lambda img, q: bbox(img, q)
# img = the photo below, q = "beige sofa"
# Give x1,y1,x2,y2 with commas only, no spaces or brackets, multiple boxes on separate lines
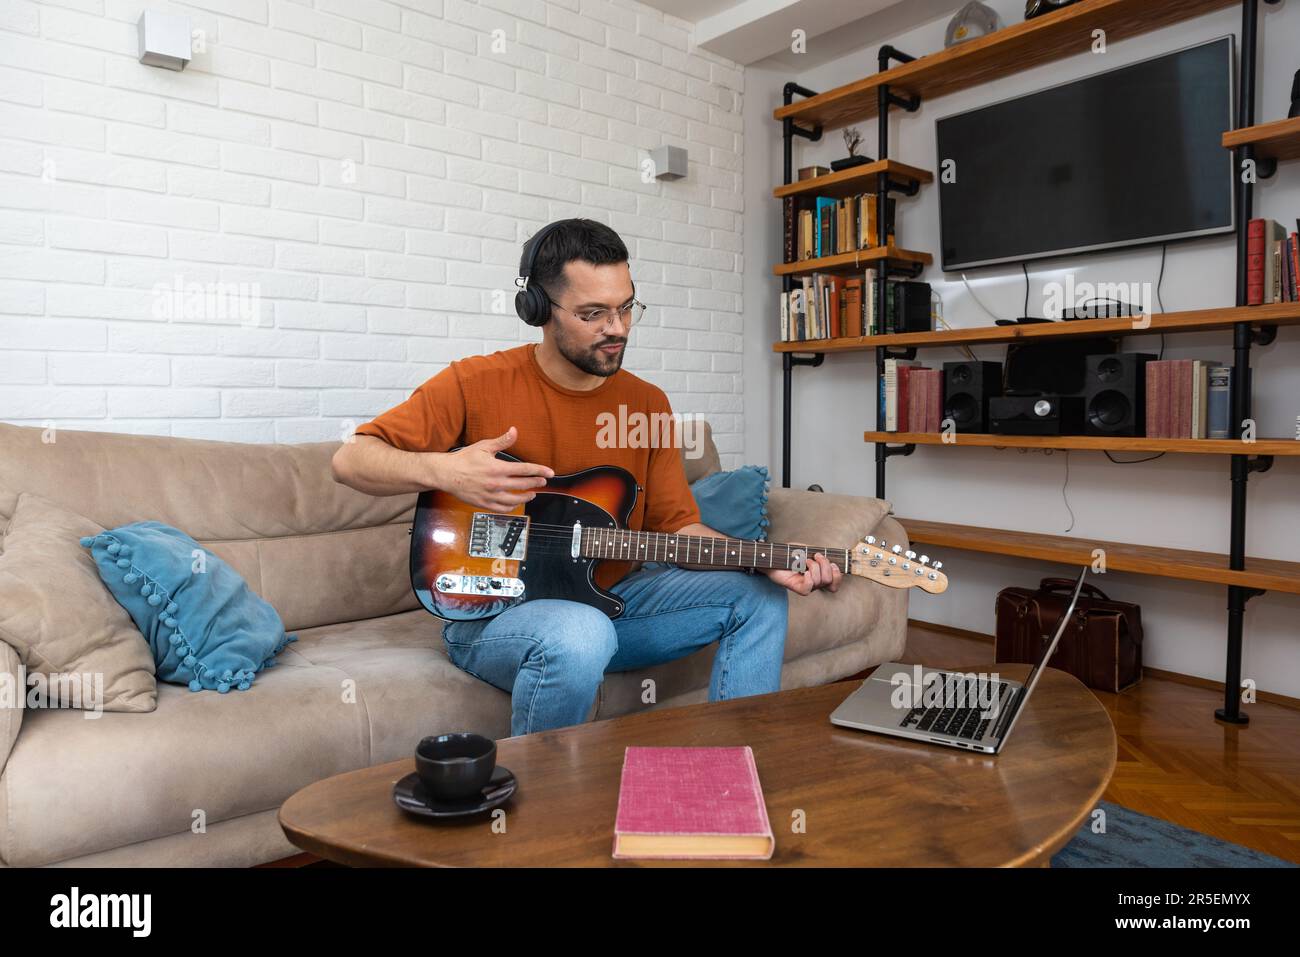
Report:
0,421,908,867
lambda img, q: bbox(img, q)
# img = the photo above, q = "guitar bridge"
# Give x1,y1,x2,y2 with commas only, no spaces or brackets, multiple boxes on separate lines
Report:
468,513,530,560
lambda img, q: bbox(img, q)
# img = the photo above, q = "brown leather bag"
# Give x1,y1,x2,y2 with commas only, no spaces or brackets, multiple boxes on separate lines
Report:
994,577,1143,693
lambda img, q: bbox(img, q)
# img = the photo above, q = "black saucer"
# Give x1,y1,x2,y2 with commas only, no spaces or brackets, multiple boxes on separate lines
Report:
392,765,516,820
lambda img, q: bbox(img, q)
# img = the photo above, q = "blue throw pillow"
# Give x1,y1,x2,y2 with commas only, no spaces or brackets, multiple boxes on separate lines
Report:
80,521,295,693
689,465,771,541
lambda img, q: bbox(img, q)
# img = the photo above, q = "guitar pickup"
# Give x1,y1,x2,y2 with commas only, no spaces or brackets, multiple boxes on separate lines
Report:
500,518,525,558
468,513,530,560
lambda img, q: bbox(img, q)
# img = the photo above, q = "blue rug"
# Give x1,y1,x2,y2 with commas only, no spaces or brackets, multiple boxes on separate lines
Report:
1052,801,1297,868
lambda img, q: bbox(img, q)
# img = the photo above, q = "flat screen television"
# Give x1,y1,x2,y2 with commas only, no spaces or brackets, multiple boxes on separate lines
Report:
936,37,1235,272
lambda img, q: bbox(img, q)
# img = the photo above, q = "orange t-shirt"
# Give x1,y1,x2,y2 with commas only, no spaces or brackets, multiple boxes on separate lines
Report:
354,343,701,588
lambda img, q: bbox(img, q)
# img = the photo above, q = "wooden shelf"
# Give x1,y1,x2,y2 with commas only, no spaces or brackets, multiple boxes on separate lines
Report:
772,159,932,201
772,245,932,278
864,432,1300,456
895,518,1300,596
772,302,1300,353
773,0,1238,131
1223,115,1300,163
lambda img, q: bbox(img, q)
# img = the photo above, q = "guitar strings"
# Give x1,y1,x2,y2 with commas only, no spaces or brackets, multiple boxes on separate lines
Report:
462,521,848,551
467,527,850,559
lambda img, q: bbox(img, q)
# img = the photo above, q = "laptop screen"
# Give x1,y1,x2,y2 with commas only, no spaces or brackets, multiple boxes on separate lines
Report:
1017,567,1088,704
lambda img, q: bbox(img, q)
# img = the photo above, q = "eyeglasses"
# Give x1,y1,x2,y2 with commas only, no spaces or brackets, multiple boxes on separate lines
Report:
551,299,645,334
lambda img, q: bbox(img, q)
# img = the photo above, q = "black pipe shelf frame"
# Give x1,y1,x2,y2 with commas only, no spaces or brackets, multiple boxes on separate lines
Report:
773,0,1288,724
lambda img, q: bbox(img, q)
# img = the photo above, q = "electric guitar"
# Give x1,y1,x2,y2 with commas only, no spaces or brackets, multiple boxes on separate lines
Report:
409,453,948,623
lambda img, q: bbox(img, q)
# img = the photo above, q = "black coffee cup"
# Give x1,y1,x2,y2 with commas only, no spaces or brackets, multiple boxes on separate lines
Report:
415,732,496,801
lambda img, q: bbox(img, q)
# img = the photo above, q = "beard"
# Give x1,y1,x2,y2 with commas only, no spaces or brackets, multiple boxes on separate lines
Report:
553,322,626,378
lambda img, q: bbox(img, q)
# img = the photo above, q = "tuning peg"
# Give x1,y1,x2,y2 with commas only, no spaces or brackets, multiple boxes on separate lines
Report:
865,535,877,545
877,539,887,549
905,550,916,560
891,544,902,554
932,561,943,571
919,555,929,564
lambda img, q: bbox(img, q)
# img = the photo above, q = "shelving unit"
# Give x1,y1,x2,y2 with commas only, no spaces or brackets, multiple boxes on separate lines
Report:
770,0,1295,724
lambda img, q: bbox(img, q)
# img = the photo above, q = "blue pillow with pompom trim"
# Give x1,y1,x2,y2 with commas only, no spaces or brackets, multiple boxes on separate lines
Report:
689,465,771,541
80,521,295,694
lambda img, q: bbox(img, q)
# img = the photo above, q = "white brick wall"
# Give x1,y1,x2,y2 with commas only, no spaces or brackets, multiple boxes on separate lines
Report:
0,0,746,461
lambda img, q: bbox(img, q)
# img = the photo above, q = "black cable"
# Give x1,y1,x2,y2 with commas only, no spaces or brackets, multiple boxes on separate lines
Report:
1101,243,1172,466
1156,242,1167,359
1060,450,1075,533
1022,261,1030,318
1104,450,1166,464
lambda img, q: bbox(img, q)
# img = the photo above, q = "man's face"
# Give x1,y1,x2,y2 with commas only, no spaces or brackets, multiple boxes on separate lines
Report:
545,260,634,378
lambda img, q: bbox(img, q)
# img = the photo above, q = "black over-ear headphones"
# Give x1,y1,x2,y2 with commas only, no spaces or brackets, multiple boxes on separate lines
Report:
514,220,569,327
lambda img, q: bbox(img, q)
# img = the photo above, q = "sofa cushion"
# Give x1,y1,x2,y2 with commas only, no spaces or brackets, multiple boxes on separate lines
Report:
0,492,157,713
82,522,295,694
690,465,771,540
0,609,507,867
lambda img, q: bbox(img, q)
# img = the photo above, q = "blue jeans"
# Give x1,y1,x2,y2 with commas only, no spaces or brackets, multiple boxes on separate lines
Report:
441,564,789,736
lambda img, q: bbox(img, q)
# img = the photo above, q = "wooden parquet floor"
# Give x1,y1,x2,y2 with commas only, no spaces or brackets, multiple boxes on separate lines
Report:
900,622,1300,864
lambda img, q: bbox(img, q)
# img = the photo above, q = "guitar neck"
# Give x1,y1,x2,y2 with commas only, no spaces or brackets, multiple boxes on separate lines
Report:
580,527,849,573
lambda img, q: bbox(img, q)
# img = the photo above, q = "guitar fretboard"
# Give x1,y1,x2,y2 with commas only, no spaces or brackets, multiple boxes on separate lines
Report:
580,527,850,572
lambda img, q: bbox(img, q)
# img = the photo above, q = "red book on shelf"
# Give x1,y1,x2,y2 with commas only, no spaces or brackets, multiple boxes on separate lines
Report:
896,365,924,433
1284,234,1294,300
908,374,923,435
1246,218,1266,305
1169,359,1193,438
910,368,933,433
612,746,774,860
1146,361,1167,438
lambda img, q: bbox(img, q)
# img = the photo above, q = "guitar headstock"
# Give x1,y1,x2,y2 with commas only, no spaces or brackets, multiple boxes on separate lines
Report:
848,535,948,594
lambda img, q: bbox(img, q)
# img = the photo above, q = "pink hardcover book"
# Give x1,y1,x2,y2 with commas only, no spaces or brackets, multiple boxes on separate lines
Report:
612,746,775,860
1170,359,1193,438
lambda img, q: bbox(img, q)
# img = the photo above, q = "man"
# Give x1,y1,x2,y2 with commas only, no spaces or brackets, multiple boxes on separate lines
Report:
332,219,841,736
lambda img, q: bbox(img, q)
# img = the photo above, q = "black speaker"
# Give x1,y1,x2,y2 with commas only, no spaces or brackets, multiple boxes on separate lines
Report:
892,281,932,333
990,395,1085,435
943,360,1002,433
1005,336,1117,397
1084,352,1155,436
1289,68,1300,120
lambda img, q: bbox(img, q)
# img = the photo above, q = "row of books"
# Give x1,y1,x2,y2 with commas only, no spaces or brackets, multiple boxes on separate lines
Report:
879,360,943,433
778,270,929,342
1246,217,1300,304
782,193,896,264
1145,359,1235,440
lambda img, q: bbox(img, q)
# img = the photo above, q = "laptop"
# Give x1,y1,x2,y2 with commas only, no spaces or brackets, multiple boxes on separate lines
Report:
829,567,1088,754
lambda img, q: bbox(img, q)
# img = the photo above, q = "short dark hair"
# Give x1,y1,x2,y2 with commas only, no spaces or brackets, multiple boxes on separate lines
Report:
523,219,628,296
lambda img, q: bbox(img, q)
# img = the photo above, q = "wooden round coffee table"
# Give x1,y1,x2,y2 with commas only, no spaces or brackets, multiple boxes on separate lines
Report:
279,664,1115,866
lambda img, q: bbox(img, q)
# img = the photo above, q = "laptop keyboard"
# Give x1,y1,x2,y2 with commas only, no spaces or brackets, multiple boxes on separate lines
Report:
899,674,1013,741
